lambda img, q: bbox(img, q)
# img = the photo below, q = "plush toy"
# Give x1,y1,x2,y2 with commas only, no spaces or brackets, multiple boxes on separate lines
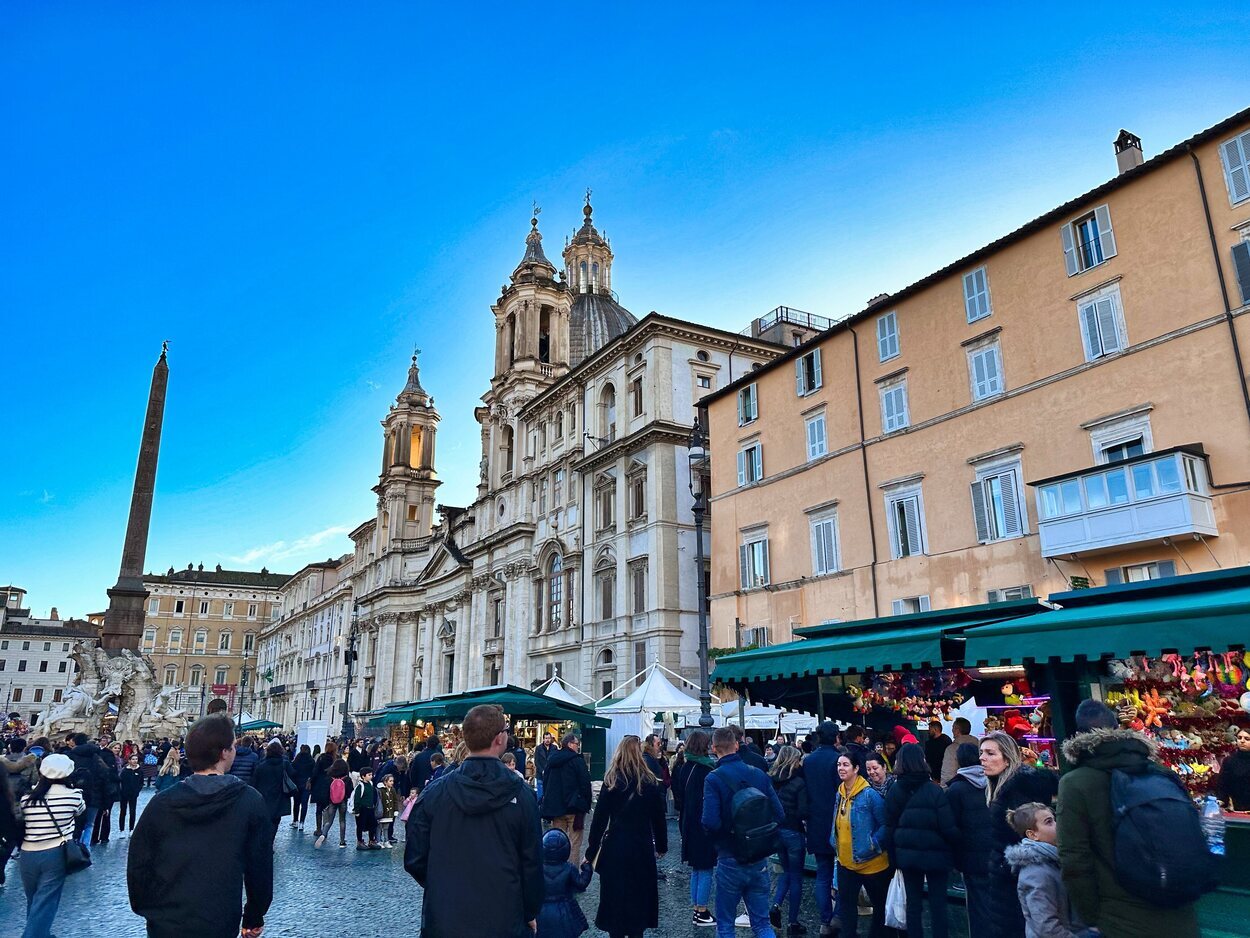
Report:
983,715,1003,733
1003,708,1033,741
1002,682,1023,706
1140,688,1172,728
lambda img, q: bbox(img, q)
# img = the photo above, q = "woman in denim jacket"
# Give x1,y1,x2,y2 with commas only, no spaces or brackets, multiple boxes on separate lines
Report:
831,752,890,938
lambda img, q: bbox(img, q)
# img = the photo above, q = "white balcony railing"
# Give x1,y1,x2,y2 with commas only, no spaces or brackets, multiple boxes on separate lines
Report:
1032,446,1217,558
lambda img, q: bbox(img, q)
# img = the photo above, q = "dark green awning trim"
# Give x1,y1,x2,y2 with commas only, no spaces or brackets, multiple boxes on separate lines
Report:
964,575,1250,664
713,624,949,683
376,685,610,728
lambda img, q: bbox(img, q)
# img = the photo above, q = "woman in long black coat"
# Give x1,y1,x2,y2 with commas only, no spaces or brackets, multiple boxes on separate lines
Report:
586,736,668,938
289,744,315,829
251,740,295,843
676,730,717,926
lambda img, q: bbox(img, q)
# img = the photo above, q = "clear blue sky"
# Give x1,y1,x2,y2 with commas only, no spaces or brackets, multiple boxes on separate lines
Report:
4,4,1248,618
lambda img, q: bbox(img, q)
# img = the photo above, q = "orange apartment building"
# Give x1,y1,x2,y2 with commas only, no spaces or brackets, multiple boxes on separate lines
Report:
703,109,1250,649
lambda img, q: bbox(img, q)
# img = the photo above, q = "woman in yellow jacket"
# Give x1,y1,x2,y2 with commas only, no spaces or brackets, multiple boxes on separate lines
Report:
832,752,890,938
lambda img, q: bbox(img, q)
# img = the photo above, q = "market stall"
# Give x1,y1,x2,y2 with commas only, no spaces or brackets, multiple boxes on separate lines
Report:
596,664,711,758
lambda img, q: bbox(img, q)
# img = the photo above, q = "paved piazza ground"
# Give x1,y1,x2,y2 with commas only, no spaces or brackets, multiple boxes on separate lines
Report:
0,789,973,937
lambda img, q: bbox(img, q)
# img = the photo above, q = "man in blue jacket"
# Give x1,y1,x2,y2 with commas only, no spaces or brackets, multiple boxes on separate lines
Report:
702,726,784,938
803,722,843,936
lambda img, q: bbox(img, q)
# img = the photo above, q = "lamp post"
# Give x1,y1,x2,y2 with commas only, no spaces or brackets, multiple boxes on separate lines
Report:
236,649,252,731
341,605,360,740
688,416,715,728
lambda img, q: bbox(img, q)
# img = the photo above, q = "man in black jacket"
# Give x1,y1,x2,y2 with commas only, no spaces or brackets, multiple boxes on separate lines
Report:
406,705,542,938
67,733,111,846
533,732,555,801
540,733,592,860
228,736,260,787
409,736,441,793
128,715,273,938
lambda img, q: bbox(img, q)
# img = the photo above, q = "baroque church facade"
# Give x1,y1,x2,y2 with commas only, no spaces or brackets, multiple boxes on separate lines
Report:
345,200,790,711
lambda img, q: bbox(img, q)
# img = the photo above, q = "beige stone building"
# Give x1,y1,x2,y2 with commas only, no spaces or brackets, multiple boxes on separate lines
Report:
140,565,289,715
704,109,1250,648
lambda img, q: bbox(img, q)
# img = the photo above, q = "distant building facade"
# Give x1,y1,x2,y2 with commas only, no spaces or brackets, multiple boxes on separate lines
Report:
1,586,98,724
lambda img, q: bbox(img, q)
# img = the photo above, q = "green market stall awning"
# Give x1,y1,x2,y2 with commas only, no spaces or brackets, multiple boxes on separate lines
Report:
714,598,1046,685
374,684,610,728
239,719,283,731
964,567,1250,665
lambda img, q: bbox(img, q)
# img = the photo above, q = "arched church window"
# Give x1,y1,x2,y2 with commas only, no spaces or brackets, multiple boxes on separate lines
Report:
501,426,514,474
591,262,600,290
548,554,563,629
506,313,517,366
539,307,552,364
555,410,564,439
600,385,617,442
580,261,588,292
598,648,614,667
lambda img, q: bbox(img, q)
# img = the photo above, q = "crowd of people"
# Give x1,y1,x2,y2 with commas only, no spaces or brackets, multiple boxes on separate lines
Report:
0,698,1228,938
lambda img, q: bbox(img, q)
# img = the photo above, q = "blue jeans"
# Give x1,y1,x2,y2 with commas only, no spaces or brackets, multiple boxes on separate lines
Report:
19,847,67,938
714,856,776,938
772,829,805,924
690,866,713,907
77,807,98,847
814,853,837,925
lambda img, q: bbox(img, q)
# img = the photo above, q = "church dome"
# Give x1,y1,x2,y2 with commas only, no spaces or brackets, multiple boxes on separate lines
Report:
568,289,636,366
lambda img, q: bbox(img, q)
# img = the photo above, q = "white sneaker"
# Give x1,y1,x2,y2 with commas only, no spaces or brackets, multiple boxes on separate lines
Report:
735,913,751,927
314,834,326,848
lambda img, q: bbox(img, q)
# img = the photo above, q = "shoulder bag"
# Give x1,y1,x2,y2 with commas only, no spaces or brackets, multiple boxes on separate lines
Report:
41,801,92,875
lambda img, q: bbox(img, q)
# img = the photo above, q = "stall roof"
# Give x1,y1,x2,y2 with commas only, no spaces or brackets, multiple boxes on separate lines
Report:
399,684,611,728
714,599,1046,684
964,567,1250,665
596,665,703,714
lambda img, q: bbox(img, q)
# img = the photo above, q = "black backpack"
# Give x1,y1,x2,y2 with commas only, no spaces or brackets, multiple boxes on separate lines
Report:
723,774,778,864
1109,767,1218,907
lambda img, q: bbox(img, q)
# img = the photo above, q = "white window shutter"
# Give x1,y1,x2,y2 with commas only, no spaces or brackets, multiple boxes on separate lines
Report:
1094,204,1117,260
918,595,931,612
739,545,750,588
1000,470,1022,537
795,358,805,396
1079,300,1101,358
903,496,922,555
737,391,744,425
737,450,746,487
814,416,826,455
749,386,758,421
962,271,977,320
877,314,888,358
898,386,909,428
810,522,823,575
1061,223,1079,276
760,539,770,585
891,599,905,616
888,501,901,558
1223,135,1250,203
812,350,822,389
1231,242,1250,305
1095,297,1122,353
975,268,990,318
970,480,990,542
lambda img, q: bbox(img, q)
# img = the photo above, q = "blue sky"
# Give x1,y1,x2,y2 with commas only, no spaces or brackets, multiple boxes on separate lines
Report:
4,4,1248,617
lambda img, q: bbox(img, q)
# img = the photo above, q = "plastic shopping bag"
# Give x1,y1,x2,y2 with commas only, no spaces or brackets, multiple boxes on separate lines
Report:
884,869,907,930
398,792,418,822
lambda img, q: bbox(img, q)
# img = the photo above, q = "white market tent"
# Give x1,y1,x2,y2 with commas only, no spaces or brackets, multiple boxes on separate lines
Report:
682,701,818,736
538,674,596,706
596,664,717,756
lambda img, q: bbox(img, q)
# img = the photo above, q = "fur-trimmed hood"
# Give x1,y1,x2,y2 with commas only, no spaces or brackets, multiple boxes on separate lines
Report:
1061,727,1157,770
1004,838,1060,871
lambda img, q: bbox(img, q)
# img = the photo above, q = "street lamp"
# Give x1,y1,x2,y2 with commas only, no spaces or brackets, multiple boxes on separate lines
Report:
237,649,252,731
341,605,360,740
688,415,715,728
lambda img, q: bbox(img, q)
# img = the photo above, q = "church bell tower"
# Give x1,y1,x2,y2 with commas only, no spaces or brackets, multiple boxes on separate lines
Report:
375,350,441,548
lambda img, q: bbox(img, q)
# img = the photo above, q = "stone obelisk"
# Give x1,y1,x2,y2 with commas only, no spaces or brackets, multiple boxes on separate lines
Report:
102,344,169,651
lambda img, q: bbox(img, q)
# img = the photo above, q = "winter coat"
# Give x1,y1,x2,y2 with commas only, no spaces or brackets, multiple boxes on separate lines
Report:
587,778,667,935
1005,839,1087,938
0,769,20,845
0,753,39,803
119,767,144,800
347,745,368,772
802,742,842,856
250,754,294,820
739,741,768,772
772,768,809,834
310,753,334,804
940,733,981,786
68,741,112,807
883,770,959,872
671,758,693,815
925,732,952,780
228,746,260,787
1056,728,1199,938
377,785,400,821
986,765,1060,938
540,746,592,819
702,753,784,860
290,751,315,790
405,756,543,938
128,773,273,938
1217,748,1250,811
677,757,717,870
534,742,556,784
946,764,992,874
535,860,593,938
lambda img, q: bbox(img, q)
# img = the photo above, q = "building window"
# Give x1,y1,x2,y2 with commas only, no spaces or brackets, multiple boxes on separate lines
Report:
892,596,932,615
190,666,203,687
43,642,51,652
988,585,1034,603
737,383,759,426
218,632,232,653
548,555,563,629
215,667,229,685
1062,204,1117,275
796,349,822,396
168,629,183,653
538,479,548,514
21,642,29,651
628,471,646,521
968,341,1004,401
806,413,827,460
164,665,178,685
600,384,617,441
148,598,159,614
554,469,565,505
596,481,616,531
1077,285,1127,361
630,377,644,417
1233,240,1250,305
142,628,157,652
809,511,840,576
597,569,616,619
62,643,69,652
11,688,21,702
174,599,185,615
198,600,210,616
885,486,926,559
634,641,647,678
630,561,647,614
243,632,255,653
601,679,614,698
737,442,763,486
247,603,258,619
53,689,62,703
971,463,1026,543
1102,437,1144,463
194,629,207,654
880,379,909,433
1106,560,1177,584
876,311,899,362
38,661,48,672
739,530,770,589
963,267,992,322
555,410,564,439
224,601,234,618
1220,130,1250,205
58,661,67,672
1088,409,1154,463
697,374,712,389
33,688,44,703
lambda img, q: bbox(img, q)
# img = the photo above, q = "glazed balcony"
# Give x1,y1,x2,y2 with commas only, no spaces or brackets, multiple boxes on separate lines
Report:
1030,445,1217,558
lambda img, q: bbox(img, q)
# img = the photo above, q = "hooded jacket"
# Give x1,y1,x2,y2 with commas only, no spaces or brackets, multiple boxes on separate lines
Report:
68,741,113,806
128,773,273,938
250,753,294,820
1056,727,1199,938
539,745,592,819
228,745,259,787
946,763,991,874
1004,839,1086,938
802,742,842,856
405,755,543,938
882,769,959,872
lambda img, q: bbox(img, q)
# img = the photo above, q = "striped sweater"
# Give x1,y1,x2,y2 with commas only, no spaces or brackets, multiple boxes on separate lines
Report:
21,786,85,849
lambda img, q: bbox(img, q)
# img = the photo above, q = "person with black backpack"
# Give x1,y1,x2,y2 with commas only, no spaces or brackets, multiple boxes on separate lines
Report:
701,725,783,937
1057,700,1207,938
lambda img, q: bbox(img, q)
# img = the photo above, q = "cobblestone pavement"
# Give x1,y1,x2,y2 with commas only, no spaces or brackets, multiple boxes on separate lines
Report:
0,792,969,936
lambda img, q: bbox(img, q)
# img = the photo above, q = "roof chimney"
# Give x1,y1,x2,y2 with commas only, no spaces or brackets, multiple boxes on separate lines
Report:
50,607,59,620
1114,130,1143,174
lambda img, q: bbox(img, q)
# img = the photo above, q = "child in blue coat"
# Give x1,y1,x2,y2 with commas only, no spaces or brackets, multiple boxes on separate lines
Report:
536,829,593,938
